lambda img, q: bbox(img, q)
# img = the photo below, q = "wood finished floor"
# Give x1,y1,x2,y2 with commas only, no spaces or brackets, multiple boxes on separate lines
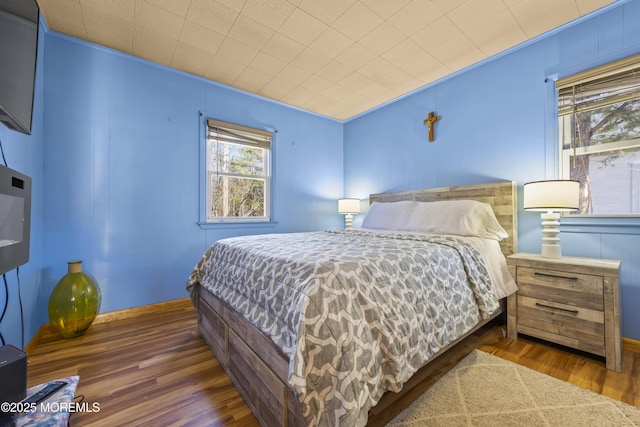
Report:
27,299,639,426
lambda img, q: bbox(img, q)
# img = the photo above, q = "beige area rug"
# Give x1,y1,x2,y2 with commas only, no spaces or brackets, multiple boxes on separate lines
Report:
387,350,640,426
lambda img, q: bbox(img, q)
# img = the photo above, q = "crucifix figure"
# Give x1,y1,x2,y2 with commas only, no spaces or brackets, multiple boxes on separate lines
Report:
423,111,441,142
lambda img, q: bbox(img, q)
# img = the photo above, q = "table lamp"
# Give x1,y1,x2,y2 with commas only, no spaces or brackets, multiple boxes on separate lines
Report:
523,180,579,258
338,198,360,229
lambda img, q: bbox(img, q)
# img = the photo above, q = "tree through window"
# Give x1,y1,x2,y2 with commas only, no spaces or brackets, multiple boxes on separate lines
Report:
557,54,640,215
206,119,272,221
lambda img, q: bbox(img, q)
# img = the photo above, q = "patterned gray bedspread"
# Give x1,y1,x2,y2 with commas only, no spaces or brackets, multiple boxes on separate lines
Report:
186,229,499,427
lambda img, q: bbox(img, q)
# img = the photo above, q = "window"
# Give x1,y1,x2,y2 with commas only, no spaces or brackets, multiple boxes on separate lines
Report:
205,119,272,222
557,54,640,215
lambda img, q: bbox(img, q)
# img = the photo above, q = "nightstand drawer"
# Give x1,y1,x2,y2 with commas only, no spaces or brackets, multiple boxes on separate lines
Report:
517,295,605,355
516,267,604,311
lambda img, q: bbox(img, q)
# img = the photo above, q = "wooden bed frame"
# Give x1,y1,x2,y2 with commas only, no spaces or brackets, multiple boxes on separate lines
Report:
194,181,517,426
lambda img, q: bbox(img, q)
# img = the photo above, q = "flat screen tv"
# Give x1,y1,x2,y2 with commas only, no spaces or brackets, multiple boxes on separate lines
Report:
0,164,31,275
0,0,39,135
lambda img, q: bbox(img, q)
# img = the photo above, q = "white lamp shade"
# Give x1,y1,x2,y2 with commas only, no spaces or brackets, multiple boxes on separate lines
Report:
523,180,579,211
338,198,360,214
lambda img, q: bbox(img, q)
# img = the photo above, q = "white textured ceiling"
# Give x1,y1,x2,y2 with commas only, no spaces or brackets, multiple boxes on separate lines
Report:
36,0,615,121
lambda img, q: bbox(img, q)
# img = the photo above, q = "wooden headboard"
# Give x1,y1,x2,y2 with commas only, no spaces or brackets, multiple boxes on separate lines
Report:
369,181,518,256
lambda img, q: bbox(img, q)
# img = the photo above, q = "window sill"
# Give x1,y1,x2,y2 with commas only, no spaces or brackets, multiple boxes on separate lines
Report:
560,216,640,235
197,220,279,230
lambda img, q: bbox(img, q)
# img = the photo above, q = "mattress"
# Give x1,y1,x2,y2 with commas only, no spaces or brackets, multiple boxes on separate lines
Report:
187,228,515,427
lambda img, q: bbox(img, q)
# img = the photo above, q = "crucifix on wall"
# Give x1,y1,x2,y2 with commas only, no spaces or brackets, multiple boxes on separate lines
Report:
423,112,440,142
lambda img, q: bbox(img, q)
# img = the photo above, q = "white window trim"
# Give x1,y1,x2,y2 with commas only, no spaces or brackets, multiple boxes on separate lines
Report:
198,112,277,228
556,53,640,218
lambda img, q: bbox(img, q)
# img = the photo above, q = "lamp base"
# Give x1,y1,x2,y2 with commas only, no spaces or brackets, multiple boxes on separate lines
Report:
541,244,562,258
540,212,562,259
344,214,353,229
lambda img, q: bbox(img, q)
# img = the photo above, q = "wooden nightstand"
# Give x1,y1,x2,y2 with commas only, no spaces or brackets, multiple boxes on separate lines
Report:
506,252,622,372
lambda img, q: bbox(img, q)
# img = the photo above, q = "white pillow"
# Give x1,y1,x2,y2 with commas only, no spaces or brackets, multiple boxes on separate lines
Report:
405,200,508,240
361,200,417,230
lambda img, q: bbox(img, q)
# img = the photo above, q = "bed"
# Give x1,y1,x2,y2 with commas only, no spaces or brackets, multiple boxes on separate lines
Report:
187,181,518,427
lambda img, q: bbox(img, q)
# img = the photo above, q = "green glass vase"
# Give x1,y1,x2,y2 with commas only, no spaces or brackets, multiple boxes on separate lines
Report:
48,260,102,338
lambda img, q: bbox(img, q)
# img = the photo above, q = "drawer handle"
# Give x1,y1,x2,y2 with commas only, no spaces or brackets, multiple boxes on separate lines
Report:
535,302,579,315
534,272,578,281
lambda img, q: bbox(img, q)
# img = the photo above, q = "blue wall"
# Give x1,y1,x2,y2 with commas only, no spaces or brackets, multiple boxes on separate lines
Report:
41,33,343,319
0,23,45,349
344,1,640,340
